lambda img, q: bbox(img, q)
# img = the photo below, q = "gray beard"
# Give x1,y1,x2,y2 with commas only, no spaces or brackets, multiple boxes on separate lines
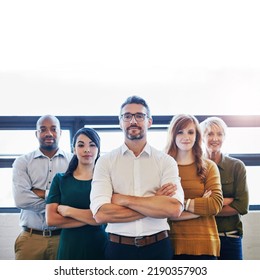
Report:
126,133,143,140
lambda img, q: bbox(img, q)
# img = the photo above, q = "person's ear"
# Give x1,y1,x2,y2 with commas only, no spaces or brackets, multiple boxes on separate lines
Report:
147,117,153,129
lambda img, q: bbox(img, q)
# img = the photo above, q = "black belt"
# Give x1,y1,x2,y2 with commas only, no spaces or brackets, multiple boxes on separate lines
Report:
109,230,168,247
23,227,61,237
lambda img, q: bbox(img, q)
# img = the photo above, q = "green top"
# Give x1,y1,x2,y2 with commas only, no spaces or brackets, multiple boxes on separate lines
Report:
46,173,107,260
215,154,249,236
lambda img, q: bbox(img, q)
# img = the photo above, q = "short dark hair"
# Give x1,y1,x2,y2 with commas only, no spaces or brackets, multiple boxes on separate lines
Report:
120,95,151,117
36,115,60,130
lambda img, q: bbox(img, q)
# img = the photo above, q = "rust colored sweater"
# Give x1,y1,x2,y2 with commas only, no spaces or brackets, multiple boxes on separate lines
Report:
169,159,223,257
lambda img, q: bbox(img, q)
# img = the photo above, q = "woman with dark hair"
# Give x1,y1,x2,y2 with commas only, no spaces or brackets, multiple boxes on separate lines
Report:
165,114,223,260
46,127,107,260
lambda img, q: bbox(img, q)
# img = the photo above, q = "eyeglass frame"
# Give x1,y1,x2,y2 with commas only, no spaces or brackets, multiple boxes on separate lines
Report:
120,112,148,122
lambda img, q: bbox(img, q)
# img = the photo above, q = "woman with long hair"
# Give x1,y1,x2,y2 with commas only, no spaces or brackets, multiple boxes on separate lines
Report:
46,127,107,259
165,114,223,260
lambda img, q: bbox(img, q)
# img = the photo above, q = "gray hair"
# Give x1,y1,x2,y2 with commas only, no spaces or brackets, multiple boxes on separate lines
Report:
200,116,227,136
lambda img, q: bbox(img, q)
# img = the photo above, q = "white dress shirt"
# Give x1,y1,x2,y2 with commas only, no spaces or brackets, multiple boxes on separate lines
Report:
90,143,184,237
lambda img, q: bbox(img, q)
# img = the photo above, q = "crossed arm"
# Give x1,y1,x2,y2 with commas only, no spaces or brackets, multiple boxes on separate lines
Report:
169,189,212,221
46,183,178,227
46,203,101,228
93,183,183,224
217,198,238,216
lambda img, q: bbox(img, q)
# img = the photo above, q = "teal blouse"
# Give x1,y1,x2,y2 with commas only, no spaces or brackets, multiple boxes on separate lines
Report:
46,173,107,259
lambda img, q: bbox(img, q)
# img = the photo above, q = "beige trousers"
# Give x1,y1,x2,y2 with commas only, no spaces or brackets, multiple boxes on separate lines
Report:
14,230,60,260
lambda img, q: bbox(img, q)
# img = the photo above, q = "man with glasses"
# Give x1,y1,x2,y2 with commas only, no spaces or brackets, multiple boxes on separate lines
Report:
90,96,184,260
12,115,73,259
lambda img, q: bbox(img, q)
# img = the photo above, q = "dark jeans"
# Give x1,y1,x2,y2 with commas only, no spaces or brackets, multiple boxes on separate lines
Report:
105,237,173,260
218,236,243,260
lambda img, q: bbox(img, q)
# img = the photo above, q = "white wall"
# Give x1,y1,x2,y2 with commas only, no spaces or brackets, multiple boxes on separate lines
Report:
0,211,259,260
0,214,20,260
1,1,260,118
242,211,260,260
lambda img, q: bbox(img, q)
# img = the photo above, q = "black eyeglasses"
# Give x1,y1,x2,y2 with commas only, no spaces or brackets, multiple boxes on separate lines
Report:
120,113,147,122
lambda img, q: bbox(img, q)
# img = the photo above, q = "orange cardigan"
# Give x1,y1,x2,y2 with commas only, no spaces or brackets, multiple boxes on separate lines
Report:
168,159,223,257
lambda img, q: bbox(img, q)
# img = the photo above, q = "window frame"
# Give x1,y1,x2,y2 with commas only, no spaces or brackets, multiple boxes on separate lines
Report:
1,115,260,212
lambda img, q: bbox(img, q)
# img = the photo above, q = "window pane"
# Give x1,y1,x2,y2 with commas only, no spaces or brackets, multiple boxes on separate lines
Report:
148,130,168,151
0,168,15,207
223,128,260,154
98,131,124,154
246,167,260,206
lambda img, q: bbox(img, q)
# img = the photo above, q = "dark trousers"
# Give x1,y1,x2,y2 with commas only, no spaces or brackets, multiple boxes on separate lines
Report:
105,237,173,260
174,254,217,260
218,236,243,260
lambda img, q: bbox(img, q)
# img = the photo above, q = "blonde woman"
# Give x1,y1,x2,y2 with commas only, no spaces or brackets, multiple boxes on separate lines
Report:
200,117,249,260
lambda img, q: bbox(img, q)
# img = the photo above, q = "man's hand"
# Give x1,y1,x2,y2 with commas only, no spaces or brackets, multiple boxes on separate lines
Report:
31,188,45,199
155,183,177,197
112,183,177,206
223,197,234,206
111,193,128,206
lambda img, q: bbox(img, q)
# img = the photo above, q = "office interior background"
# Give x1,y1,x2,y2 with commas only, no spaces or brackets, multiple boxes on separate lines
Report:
0,0,259,260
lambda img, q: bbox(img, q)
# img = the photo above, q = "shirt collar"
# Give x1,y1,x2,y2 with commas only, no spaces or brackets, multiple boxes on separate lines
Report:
34,148,66,159
217,153,226,170
121,142,151,156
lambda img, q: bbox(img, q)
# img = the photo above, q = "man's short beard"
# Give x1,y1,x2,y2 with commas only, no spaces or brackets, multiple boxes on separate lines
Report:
126,133,143,140
41,143,58,151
